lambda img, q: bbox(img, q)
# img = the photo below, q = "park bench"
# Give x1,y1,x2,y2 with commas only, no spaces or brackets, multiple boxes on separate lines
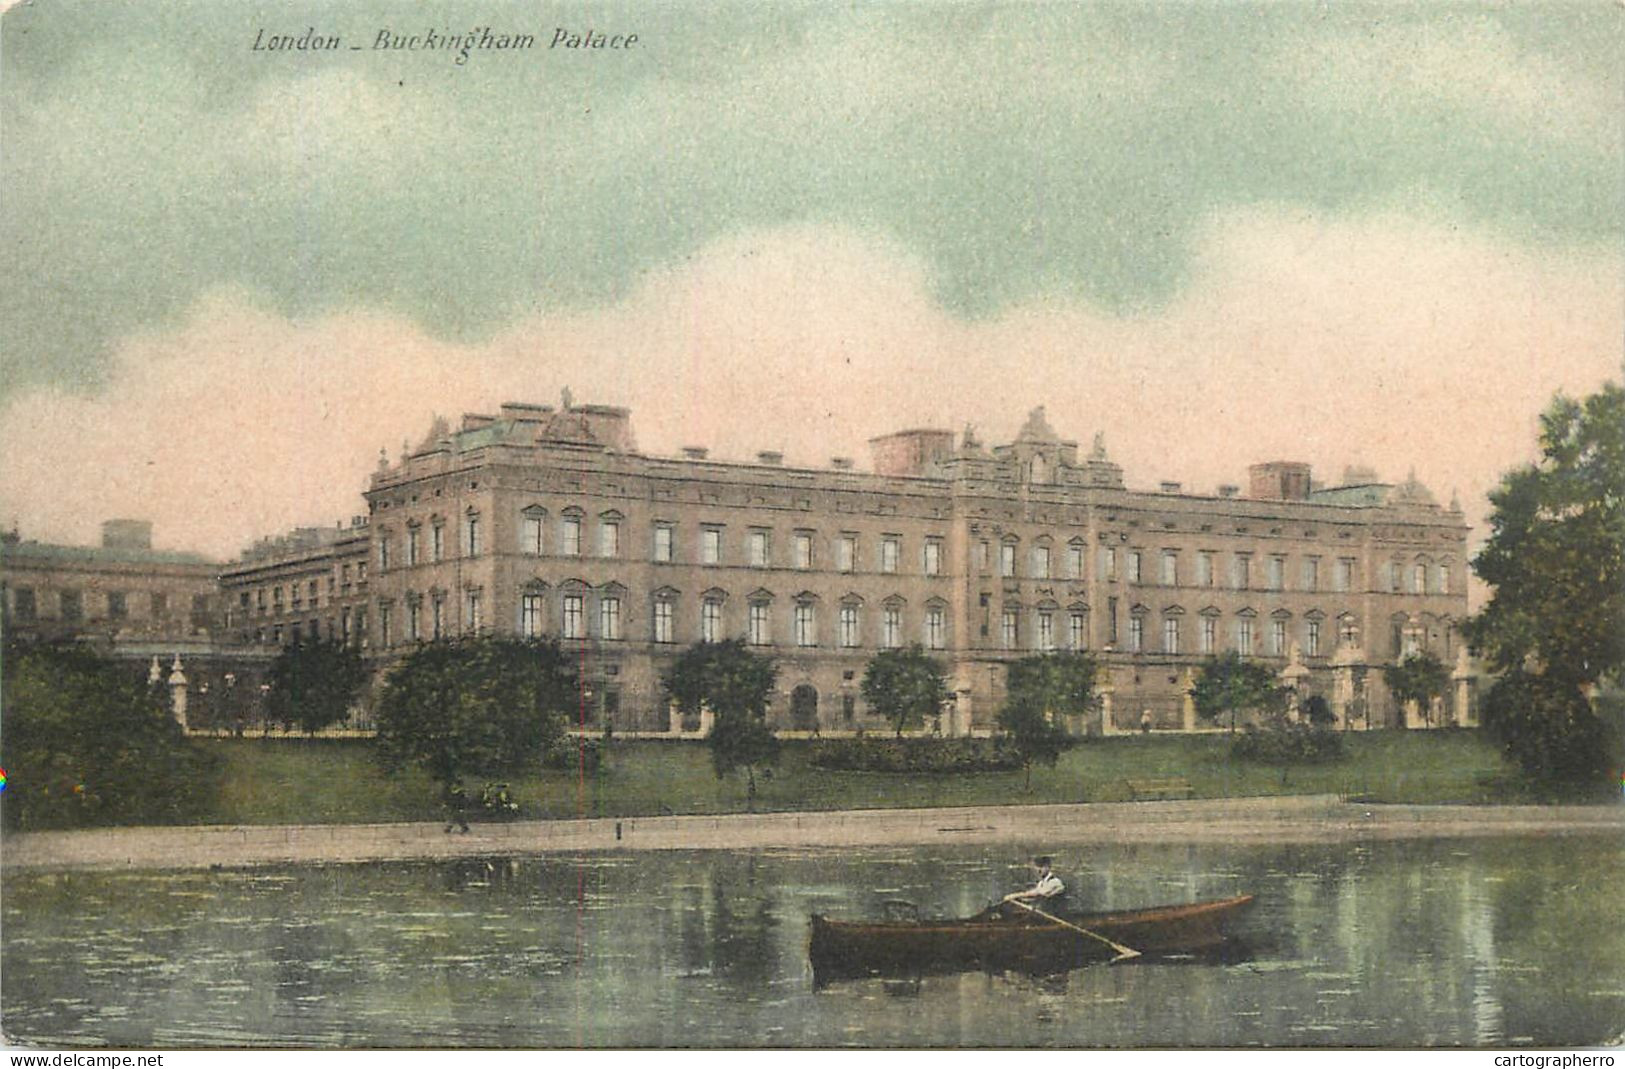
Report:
1125,778,1195,801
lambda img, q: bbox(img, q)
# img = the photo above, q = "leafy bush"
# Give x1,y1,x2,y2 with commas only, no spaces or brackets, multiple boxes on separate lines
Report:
1231,722,1346,765
809,737,1027,773
543,735,604,772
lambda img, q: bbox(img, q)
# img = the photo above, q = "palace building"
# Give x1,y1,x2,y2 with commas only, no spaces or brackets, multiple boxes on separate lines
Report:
209,396,1470,734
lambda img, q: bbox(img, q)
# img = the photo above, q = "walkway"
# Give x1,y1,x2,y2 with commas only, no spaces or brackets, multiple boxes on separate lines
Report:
5,796,1621,873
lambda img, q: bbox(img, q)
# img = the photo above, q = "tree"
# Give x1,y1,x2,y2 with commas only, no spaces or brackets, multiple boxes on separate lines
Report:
263,639,369,736
1300,694,1337,729
2,641,220,830
861,646,951,737
374,636,575,791
1190,651,1287,733
998,652,1094,787
1466,382,1625,792
1383,653,1449,728
662,640,780,808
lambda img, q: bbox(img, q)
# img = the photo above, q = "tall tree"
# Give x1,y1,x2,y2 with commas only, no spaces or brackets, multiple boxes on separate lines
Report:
861,646,951,737
374,636,575,791
662,640,780,808
264,639,370,736
998,652,1094,787
1466,382,1625,792
1383,653,1450,729
1190,651,1286,734
2,641,220,830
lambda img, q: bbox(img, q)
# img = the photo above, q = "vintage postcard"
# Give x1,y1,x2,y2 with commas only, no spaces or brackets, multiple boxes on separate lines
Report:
1,0,1621,1054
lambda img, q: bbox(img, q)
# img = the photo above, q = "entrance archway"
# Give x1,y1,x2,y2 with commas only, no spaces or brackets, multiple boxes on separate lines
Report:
791,684,819,732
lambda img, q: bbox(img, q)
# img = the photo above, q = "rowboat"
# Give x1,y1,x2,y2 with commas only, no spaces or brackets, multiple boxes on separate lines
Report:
809,894,1255,983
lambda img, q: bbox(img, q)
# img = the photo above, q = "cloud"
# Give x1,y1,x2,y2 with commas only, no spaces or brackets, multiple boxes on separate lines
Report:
1,211,1617,594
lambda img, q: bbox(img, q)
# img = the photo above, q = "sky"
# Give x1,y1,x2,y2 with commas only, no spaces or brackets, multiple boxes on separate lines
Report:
1,1,1620,572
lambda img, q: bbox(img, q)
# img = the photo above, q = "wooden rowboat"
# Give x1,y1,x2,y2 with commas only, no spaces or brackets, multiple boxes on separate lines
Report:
809,894,1255,983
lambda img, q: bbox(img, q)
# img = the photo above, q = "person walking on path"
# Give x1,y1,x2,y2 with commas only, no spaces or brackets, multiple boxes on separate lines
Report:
443,783,470,834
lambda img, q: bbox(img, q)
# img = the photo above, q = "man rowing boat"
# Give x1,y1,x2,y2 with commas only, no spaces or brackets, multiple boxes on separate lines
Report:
1002,855,1066,909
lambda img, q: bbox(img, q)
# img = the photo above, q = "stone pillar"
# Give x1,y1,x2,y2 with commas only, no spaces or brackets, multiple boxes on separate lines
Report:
1098,674,1115,736
1452,646,1476,727
698,706,715,736
1181,668,1198,732
1278,643,1311,722
167,655,189,730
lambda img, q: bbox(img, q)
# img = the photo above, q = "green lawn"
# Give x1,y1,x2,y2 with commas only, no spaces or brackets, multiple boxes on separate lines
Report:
200,729,1523,827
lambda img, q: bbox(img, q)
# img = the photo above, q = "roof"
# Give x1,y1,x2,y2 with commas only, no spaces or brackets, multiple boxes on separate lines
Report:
1,539,217,568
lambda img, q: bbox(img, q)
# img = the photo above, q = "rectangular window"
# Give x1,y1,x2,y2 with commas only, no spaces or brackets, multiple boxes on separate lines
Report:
838,535,856,573
1307,620,1321,658
1272,619,1287,656
1414,563,1428,594
1336,558,1354,592
1302,557,1320,592
1198,551,1214,587
380,603,393,646
379,537,392,571
653,600,674,644
1234,555,1251,590
1160,551,1176,586
408,601,420,642
1067,544,1085,579
1127,551,1142,583
431,596,444,640
292,585,303,611
1237,619,1253,655
1128,615,1144,652
1069,611,1087,650
1107,596,1118,644
13,587,37,621
1103,547,1117,581
465,589,481,632
1269,556,1285,591
749,530,770,568
999,543,1016,578
562,594,584,639
1390,563,1404,593
407,528,419,566
562,517,582,557
1164,617,1179,654
466,515,481,558
881,536,900,574
1037,611,1054,651
1000,610,1017,650
599,520,620,559
520,594,544,638
107,591,128,619
923,539,942,577
883,606,903,648
748,602,770,645
925,607,945,650
600,596,621,640
794,603,816,647
431,523,445,563
653,524,674,563
795,533,814,570
1032,545,1051,579
1201,616,1216,654
839,605,859,647
977,541,990,573
701,600,722,643
1437,565,1449,594
843,694,856,723
702,527,722,565
523,514,544,555
60,590,83,621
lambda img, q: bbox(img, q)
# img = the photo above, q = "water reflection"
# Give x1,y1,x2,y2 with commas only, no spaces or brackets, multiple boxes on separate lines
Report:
3,836,1621,1048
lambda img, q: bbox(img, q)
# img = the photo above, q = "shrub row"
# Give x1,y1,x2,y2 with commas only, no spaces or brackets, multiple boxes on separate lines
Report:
1231,722,1346,765
543,736,604,772
809,736,1026,773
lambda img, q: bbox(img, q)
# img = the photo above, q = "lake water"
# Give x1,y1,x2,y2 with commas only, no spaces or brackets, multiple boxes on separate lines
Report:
4,835,1622,1048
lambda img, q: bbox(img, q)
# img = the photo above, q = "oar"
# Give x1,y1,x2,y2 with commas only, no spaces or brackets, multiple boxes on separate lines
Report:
1009,899,1142,963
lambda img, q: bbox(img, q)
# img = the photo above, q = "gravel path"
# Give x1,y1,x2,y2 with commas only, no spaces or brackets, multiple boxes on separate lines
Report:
5,795,1621,873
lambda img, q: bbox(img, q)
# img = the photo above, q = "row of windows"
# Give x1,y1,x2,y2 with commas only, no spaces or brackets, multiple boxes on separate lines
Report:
375,588,952,651
254,604,369,647
5,587,209,623
992,608,1334,658
979,542,1453,596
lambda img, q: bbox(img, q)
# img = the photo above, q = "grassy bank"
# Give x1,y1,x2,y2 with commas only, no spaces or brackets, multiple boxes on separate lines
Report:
200,729,1521,827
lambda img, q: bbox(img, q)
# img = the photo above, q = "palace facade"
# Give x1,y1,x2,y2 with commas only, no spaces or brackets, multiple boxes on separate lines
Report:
217,398,1469,733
